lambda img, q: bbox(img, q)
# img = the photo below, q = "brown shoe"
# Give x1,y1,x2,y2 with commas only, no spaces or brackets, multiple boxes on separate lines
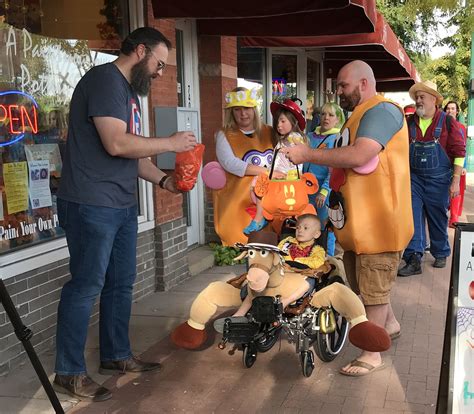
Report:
53,374,112,402
99,355,162,375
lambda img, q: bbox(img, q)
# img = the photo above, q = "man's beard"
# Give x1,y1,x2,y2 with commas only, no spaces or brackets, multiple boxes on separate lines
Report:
130,58,153,96
416,106,425,118
339,87,361,111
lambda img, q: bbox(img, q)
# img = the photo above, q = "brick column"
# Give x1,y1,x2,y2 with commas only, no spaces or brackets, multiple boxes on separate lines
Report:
146,12,190,290
198,35,237,243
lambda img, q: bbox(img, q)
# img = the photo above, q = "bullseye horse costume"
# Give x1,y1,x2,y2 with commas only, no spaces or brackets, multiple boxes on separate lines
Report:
171,231,391,353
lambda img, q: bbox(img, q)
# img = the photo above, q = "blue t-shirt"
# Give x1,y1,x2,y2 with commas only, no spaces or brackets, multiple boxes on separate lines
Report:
356,102,404,148
58,63,141,208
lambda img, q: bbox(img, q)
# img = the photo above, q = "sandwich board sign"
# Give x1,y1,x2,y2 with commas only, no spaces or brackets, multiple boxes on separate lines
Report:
438,223,474,413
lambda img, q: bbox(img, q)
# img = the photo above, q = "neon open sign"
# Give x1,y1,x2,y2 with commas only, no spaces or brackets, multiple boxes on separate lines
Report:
0,90,39,147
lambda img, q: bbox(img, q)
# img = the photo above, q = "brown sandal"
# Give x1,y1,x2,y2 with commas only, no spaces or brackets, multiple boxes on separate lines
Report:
340,359,386,377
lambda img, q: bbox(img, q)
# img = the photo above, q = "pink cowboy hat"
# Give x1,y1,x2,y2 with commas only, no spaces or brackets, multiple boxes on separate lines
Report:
270,99,306,131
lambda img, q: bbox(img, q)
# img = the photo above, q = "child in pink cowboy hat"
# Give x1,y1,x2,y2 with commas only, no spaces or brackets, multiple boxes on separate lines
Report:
244,98,309,235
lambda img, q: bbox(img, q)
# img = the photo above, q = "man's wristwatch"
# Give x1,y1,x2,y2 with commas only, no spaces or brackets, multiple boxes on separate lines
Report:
158,175,170,189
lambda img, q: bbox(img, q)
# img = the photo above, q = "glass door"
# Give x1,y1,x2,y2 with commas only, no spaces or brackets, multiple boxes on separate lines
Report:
175,19,203,246
266,49,306,125
306,58,322,133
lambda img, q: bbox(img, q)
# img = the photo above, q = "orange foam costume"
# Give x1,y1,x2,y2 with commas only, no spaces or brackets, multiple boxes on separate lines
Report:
328,95,413,254
213,126,273,245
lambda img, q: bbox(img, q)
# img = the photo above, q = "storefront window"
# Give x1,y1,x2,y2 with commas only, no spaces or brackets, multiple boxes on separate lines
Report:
237,41,265,118
0,1,129,254
271,54,297,104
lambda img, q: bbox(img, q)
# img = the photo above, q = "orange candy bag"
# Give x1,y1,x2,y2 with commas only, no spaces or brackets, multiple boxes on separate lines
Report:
175,143,205,192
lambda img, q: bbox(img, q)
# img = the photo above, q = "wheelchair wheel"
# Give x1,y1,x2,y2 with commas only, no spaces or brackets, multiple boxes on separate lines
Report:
242,344,257,368
255,325,281,353
300,350,315,377
314,311,349,362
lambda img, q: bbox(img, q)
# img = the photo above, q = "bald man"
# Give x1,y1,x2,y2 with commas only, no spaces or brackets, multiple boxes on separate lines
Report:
282,60,413,377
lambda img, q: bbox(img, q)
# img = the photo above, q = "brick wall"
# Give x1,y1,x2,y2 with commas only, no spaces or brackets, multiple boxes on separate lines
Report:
198,35,237,243
0,228,156,376
154,218,190,290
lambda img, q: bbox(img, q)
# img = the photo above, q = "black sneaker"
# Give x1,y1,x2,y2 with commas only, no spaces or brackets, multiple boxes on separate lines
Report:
397,254,422,277
433,257,447,268
99,355,162,375
53,373,112,402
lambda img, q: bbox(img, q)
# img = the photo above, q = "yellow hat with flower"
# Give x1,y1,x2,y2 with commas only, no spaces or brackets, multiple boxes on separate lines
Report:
224,88,258,108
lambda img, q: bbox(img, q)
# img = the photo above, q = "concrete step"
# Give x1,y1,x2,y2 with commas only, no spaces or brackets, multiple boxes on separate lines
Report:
187,245,215,276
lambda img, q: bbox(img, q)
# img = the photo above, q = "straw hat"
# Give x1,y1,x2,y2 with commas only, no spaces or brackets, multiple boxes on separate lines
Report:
408,80,443,105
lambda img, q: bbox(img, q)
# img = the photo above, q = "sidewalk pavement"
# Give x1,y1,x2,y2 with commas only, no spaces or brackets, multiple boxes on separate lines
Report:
2,176,474,414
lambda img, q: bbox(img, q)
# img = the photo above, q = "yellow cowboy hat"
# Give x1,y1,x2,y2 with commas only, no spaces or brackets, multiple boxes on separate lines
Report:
408,80,443,105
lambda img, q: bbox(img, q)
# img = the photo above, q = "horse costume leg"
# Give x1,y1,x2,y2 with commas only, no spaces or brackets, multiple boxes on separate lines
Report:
310,283,391,352
171,281,242,349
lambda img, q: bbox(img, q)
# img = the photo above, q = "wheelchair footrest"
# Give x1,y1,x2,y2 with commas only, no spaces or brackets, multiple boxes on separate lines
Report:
223,318,260,344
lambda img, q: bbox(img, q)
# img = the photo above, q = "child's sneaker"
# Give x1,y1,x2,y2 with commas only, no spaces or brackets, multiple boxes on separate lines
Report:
243,218,268,235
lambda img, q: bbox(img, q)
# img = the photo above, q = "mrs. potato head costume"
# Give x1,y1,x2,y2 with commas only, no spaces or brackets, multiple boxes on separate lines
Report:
210,88,274,246
171,232,390,352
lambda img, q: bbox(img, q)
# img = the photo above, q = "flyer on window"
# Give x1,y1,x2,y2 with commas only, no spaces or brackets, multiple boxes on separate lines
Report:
3,162,29,214
28,160,52,209
24,144,62,177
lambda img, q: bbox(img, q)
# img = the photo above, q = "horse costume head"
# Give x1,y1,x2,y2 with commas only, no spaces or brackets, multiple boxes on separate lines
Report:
234,231,285,293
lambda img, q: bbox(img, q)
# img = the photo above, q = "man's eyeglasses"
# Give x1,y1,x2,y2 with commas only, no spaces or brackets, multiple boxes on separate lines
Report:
145,46,166,72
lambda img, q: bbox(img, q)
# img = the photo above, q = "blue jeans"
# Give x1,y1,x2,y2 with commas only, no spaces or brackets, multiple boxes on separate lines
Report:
55,199,138,375
403,171,451,261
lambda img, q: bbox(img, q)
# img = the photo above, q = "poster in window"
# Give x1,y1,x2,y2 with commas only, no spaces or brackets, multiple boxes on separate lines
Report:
28,160,52,209
25,144,62,177
3,162,28,214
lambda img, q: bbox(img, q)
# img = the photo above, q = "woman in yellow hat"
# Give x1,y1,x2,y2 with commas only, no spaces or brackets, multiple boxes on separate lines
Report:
210,87,274,245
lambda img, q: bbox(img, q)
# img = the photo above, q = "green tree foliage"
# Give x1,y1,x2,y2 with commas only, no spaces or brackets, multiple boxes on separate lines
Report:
377,0,472,114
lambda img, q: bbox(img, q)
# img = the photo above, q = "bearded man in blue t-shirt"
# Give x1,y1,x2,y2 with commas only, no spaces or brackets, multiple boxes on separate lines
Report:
53,27,197,402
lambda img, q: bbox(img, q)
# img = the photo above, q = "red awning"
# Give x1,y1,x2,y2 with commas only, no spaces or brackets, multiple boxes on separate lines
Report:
242,12,419,90
152,1,378,37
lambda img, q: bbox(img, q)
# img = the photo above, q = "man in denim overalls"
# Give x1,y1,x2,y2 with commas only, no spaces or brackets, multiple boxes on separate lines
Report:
398,81,465,277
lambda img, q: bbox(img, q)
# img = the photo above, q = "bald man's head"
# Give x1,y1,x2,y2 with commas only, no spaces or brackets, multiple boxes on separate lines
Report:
336,60,377,110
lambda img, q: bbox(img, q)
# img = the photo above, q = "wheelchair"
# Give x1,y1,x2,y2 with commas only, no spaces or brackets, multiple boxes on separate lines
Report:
217,272,349,378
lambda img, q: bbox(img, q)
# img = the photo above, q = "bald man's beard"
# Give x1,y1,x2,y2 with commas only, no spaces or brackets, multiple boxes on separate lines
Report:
339,87,361,111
